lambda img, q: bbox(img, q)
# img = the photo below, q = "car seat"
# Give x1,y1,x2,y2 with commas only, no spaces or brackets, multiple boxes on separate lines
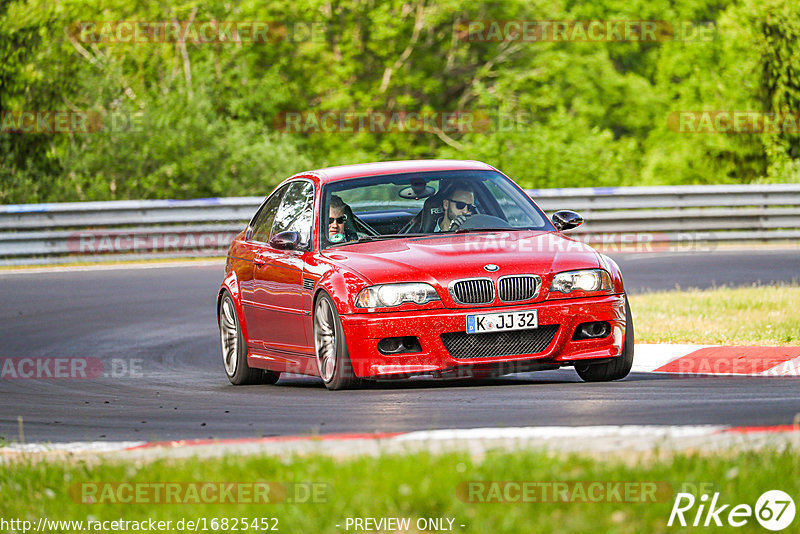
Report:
404,192,446,233
342,204,360,241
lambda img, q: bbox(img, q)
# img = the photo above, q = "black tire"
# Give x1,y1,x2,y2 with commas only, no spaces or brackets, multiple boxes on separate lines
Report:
575,296,634,382
314,292,362,390
219,291,280,385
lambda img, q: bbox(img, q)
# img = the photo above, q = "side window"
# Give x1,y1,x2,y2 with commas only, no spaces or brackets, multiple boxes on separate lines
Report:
250,184,289,243
271,181,314,248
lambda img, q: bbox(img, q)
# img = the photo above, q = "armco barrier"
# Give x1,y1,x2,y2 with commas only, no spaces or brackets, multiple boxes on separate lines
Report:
1,184,799,264
530,183,800,243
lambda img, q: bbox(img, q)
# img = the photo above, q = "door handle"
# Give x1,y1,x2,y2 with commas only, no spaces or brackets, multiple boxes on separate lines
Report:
253,256,267,267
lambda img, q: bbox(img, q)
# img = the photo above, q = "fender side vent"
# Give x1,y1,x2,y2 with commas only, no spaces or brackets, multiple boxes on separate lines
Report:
303,278,315,291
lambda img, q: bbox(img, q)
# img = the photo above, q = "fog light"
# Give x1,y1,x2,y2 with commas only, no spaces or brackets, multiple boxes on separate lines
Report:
377,336,422,355
573,321,611,340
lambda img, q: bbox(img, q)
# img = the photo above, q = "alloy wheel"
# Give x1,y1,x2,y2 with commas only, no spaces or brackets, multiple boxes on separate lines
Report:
220,298,239,376
314,297,337,382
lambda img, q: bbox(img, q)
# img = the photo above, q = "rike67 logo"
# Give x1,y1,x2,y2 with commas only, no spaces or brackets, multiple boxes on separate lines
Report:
669,490,796,530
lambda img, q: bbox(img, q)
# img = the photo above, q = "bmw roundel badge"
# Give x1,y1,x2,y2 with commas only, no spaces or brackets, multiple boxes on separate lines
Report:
484,264,499,272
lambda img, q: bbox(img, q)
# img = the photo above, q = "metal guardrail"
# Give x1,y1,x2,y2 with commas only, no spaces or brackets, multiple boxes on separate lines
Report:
530,184,800,239
1,184,799,264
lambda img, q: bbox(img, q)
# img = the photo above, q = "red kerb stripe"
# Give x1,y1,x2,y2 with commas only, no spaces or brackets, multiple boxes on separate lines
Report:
654,346,800,374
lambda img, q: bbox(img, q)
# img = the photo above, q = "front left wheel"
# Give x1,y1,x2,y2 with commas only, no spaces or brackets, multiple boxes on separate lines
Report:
219,291,280,385
575,296,634,382
314,292,361,390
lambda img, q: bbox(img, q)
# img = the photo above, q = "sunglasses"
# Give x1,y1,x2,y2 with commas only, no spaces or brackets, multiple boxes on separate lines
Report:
448,199,475,211
328,214,347,225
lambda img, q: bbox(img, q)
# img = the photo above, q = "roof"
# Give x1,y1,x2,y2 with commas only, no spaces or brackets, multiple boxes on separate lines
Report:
296,159,497,183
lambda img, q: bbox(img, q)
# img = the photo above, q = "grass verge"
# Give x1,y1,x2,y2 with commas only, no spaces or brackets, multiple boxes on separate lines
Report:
630,285,800,345
2,448,798,533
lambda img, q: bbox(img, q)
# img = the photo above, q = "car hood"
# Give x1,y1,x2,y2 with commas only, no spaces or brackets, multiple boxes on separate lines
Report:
321,231,601,286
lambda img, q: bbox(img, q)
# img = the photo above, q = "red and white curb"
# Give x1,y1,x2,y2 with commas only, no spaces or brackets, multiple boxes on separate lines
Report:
632,344,800,377
3,425,799,459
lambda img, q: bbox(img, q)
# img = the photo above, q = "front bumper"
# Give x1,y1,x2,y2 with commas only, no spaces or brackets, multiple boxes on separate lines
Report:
339,294,627,378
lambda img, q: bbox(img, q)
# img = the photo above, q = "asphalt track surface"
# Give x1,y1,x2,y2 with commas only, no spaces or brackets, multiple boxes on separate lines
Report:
1,248,798,443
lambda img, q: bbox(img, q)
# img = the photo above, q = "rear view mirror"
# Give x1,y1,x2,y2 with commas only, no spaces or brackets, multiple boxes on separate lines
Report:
398,178,435,199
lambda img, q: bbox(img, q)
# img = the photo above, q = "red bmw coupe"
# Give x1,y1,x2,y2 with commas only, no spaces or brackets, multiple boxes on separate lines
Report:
217,160,633,390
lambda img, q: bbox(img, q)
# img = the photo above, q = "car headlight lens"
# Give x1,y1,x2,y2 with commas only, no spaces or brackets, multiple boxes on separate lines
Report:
550,269,612,294
356,283,440,308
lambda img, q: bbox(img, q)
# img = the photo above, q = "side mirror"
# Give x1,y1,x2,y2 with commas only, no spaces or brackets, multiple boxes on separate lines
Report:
269,230,301,250
551,210,584,232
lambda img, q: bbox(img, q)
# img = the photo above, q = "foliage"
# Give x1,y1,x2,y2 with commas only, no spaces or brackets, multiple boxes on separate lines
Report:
1,0,799,202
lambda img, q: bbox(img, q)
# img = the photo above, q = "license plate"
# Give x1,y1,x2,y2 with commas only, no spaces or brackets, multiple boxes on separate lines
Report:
466,310,538,334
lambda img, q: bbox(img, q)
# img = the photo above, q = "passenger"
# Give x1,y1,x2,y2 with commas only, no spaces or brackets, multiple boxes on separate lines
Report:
435,183,475,232
328,195,347,238
327,194,357,243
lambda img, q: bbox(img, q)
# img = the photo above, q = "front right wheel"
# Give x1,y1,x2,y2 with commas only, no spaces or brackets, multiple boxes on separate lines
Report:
575,296,634,382
314,292,361,390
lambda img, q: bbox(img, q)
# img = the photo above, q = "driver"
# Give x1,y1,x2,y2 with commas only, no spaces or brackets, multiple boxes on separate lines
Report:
435,183,475,232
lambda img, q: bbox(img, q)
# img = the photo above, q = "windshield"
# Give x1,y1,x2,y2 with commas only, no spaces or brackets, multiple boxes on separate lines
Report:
320,170,554,248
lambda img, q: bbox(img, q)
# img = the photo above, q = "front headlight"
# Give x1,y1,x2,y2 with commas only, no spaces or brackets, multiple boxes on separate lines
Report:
550,269,612,294
355,283,440,308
